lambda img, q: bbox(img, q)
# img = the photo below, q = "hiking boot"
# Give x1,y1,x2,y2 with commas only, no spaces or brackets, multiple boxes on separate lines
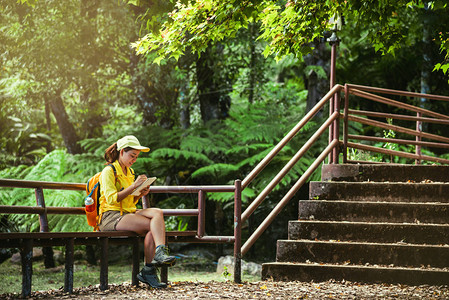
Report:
153,245,176,266
137,265,167,289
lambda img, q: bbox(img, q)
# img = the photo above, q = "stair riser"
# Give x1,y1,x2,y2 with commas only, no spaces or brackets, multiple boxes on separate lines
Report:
262,263,449,285
277,240,449,268
299,200,449,224
322,164,449,183
309,182,449,202
289,221,449,244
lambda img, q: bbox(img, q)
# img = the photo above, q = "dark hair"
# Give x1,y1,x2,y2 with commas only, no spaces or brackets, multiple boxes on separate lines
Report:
104,143,134,164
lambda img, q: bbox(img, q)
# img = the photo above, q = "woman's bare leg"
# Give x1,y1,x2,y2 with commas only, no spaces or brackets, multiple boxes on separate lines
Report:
143,231,155,264
136,208,166,246
115,208,167,264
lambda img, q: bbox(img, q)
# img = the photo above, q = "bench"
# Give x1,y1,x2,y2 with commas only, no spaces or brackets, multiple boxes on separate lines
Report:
0,178,241,297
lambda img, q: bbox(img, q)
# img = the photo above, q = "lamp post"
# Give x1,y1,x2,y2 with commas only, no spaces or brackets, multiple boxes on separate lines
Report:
327,14,342,164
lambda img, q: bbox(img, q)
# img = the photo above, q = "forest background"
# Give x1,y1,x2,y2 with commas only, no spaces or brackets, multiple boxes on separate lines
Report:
1,0,449,262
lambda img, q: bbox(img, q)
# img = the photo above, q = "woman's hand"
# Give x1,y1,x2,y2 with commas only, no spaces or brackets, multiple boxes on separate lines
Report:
134,175,150,198
133,175,147,189
139,186,150,197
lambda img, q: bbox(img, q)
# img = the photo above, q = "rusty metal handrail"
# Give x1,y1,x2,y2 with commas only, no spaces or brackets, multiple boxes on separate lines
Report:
347,115,449,144
343,83,449,164
347,142,449,165
348,109,449,125
0,178,234,193
0,178,235,239
241,111,340,223
0,205,199,216
239,85,343,256
241,139,340,256
241,83,449,259
0,179,85,190
241,84,343,189
348,135,449,149
346,84,449,102
349,88,449,120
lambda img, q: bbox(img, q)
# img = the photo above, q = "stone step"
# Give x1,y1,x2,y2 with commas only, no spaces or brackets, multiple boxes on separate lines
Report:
298,200,449,224
321,164,449,183
261,262,449,285
288,220,449,244
309,181,449,203
276,240,449,268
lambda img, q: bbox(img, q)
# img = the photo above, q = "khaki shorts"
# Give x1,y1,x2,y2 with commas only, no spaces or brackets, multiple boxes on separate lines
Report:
98,210,130,231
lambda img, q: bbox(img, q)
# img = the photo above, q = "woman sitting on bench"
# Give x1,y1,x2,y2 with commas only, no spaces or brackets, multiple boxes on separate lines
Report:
98,135,175,289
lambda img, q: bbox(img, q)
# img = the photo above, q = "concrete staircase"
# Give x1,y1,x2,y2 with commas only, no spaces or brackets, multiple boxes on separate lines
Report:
262,164,449,285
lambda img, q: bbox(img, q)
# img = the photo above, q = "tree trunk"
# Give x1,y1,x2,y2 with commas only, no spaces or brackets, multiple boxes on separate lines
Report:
304,40,329,112
197,49,220,123
248,24,257,104
196,46,231,123
179,87,191,129
44,99,52,153
49,94,82,154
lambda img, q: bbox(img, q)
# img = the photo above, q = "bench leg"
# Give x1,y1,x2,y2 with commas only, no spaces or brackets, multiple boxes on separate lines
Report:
64,238,74,293
99,237,109,291
160,266,168,283
132,237,140,286
21,239,33,298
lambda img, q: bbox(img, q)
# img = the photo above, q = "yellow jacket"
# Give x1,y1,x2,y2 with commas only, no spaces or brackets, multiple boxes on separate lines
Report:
99,160,138,215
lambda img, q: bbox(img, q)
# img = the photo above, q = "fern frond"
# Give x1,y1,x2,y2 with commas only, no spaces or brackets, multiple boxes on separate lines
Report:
180,135,229,155
79,138,109,157
208,187,255,204
191,163,239,180
151,148,214,165
236,148,273,168
225,143,272,156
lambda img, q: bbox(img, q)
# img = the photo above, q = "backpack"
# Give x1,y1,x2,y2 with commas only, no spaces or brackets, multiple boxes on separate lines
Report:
85,164,117,230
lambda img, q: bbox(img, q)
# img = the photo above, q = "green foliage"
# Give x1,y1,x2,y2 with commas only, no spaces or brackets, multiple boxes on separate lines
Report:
221,266,231,280
1,0,141,158
0,150,101,233
133,0,449,81
434,30,449,82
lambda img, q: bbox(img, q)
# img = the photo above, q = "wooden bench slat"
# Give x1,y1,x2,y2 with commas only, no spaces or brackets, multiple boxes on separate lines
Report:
0,230,198,240
0,231,139,240
166,230,197,236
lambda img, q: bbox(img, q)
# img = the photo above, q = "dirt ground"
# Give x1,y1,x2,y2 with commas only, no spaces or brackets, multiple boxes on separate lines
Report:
1,280,448,299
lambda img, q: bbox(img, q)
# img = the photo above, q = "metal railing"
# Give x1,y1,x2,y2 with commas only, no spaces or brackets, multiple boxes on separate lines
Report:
233,83,449,282
1,83,449,285
0,179,238,243
342,84,449,164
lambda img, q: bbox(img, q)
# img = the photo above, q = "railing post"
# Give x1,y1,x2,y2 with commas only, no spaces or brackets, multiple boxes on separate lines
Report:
332,91,340,163
35,187,54,268
142,195,150,209
35,187,49,232
328,27,340,164
197,190,205,237
416,112,422,164
233,180,242,283
329,90,334,164
343,84,349,163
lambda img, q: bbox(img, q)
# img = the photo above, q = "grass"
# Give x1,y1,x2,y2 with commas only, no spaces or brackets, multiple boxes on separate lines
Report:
0,258,260,295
